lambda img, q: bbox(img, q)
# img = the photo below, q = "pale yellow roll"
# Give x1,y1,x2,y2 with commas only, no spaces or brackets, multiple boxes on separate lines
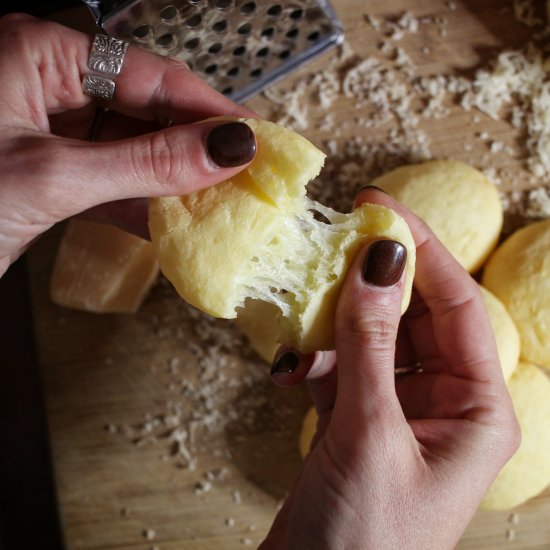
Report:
372,160,503,273
481,362,550,510
479,285,520,381
482,220,550,369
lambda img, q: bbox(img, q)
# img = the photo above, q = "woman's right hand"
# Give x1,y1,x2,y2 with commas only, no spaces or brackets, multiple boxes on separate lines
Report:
264,187,520,549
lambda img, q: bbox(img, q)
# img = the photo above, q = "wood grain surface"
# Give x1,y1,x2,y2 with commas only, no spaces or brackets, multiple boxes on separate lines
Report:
27,1,550,548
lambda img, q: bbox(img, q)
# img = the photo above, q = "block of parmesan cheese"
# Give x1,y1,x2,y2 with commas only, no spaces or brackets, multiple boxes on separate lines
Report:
50,219,159,313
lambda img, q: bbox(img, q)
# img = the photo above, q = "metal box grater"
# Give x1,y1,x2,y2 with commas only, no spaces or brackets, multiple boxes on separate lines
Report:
81,0,344,103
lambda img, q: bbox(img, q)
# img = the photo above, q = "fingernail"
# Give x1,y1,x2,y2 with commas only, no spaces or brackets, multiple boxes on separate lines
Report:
271,351,300,377
363,240,407,287
356,184,388,195
206,122,256,167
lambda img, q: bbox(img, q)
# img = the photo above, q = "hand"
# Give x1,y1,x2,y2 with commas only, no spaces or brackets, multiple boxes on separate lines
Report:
0,14,257,276
263,188,520,549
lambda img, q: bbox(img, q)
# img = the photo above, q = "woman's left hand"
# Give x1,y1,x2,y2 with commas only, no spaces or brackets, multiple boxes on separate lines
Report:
0,14,256,276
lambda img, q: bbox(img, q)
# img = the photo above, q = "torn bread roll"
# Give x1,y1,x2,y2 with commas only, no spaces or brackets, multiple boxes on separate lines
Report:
148,118,416,353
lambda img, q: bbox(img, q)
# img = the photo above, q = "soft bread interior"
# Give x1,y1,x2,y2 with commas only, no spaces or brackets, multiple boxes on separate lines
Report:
149,118,415,353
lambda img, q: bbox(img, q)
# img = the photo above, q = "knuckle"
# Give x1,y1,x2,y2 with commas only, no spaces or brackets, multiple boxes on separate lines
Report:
140,131,184,185
154,61,193,103
347,305,397,350
0,13,34,30
0,15,51,49
165,56,192,73
0,16,30,50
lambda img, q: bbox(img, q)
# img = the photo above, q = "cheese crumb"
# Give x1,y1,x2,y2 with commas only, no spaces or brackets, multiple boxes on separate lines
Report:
143,529,156,541
508,512,520,525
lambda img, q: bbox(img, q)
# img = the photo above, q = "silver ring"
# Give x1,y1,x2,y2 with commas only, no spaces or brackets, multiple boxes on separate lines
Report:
395,363,423,375
82,74,116,101
82,33,128,101
88,33,128,76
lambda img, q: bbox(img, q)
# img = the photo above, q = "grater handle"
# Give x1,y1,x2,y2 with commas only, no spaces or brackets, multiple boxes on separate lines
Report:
80,0,137,27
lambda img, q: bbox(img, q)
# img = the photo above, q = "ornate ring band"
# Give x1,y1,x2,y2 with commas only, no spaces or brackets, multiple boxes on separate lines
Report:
88,33,128,76
82,33,129,101
82,74,116,101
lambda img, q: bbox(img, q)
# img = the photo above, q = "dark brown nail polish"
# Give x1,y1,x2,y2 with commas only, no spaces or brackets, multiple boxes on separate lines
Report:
363,240,407,287
357,185,389,195
206,122,256,167
271,351,300,377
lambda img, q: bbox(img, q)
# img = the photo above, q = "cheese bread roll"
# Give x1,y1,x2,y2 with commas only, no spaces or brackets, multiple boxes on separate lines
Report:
482,219,550,369
480,285,520,381
481,362,550,510
372,160,502,273
149,119,415,353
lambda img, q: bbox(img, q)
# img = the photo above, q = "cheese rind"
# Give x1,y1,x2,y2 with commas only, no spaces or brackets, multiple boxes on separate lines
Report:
50,220,159,313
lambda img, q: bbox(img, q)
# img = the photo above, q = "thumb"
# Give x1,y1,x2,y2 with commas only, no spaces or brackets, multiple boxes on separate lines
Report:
334,240,407,422
29,120,256,219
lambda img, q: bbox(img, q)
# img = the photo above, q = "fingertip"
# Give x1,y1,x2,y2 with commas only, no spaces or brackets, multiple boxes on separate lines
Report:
205,121,256,168
362,240,407,288
270,349,301,385
270,349,322,386
354,184,389,209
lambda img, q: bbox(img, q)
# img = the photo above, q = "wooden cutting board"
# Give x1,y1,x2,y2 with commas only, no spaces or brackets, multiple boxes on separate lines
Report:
27,1,550,548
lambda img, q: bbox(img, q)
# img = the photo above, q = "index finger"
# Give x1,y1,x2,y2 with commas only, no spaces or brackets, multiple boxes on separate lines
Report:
355,187,501,383
106,40,258,123
2,15,255,123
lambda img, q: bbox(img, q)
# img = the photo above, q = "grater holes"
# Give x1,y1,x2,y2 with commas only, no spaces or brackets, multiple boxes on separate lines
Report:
227,66,240,77
250,68,263,78
267,4,283,17
286,28,299,39
261,26,275,38
156,33,175,48
160,5,178,21
237,23,252,35
256,47,269,58
222,86,234,95
205,64,218,74
208,42,223,54
307,30,320,41
212,20,228,33
279,49,291,60
184,37,200,50
233,45,246,56
240,1,256,15
185,14,202,28
215,0,233,9
290,8,304,20
132,24,150,38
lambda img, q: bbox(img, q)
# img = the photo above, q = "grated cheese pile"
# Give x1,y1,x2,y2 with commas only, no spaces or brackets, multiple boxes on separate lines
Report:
106,296,269,471
254,3,550,227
